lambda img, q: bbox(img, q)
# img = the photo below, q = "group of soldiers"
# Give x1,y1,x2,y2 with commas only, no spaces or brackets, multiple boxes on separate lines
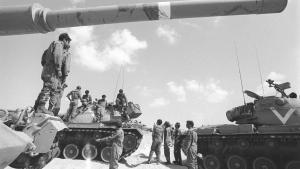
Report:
30,33,198,169
148,119,198,169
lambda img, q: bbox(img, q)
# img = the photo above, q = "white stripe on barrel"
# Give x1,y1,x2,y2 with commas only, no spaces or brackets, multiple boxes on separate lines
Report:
158,2,171,20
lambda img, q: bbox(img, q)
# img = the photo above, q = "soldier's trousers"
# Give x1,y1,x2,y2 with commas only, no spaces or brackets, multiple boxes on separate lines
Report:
186,145,198,169
149,141,162,162
34,76,61,114
109,145,123,169
164,143,171,162
174,143,182,164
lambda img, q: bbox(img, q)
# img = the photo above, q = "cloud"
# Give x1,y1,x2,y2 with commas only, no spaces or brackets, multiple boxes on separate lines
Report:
69,0,85,5
149,97,170,107
185,79,229,103
167,81,186,102
68,27,148,72
156,25,179,44
135,86,154,97
267,72,285,81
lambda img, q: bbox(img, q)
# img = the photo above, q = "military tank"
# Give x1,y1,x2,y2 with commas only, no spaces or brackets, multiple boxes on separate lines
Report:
56,100,144,162
195,79,300,169
1,109,67,169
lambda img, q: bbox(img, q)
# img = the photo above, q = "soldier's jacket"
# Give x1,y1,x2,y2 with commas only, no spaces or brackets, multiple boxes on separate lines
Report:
164,127,173,145
181,129,197,155
174,128,182,145
67,90,81,102
152,124,164,143
82,94,92,104
41,41,71,81
116,93,127,106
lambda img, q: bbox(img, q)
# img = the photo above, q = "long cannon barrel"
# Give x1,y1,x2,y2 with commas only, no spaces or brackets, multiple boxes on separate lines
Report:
0,0,287,36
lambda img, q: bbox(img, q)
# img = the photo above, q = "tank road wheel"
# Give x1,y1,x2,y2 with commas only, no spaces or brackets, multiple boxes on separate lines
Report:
253,157,277,169
285,161,300,169
227,155,247,169
100,146,112,163
63,144,79,159
203,155,221,169
123,134,137,151
82,144,98,160
237,139,249,150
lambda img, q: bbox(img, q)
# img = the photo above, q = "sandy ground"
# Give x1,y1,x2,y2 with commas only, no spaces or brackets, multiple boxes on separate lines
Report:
7,131,189,169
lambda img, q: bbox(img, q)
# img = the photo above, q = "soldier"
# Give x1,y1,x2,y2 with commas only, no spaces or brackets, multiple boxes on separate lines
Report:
65,86,82,121
98,94,108,107
116,89,128,112
147,119,164,164
163,121,172,164
185,120,198,169
72,99,89,119
173,122,182,165
96,120,124,169
34,33,71,114
289,92,297,99
82,90,92,104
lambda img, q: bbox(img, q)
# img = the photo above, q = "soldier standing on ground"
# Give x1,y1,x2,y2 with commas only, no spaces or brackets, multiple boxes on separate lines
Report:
34,33,71,114
185,120,198,169
173,122,182,165
147,119,164,164
163,121,172,164
65,86,82,121
96,121,124,169
82,90,92,104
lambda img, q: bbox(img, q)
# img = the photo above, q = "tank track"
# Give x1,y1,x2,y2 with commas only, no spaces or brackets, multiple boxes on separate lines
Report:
9,140,60,169
198,133,300,169
57,124,143,162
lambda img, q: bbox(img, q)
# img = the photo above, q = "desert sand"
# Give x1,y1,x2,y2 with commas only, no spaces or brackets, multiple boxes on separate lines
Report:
7,131,189,169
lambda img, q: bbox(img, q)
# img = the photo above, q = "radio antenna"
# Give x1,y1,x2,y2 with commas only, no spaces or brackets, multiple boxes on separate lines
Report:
234,42,246,105
255,45,265,96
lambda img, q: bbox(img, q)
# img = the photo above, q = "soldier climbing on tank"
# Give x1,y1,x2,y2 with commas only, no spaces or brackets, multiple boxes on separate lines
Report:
147,119,164,164
95,95,107,122
65,86,82,121
183,120,198,169
82,90,92,105
173,122,182,165
163,121,172,165
70,99,89,120
96,120,124,169
116,89,129,120
33,33,71,115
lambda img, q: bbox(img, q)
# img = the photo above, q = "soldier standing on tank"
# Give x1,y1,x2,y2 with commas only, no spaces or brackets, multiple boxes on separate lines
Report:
96,120,124,169
82,90,92,105
147,119,164,164
163,121,172,165
65,86,82,121
33,33,71,115
173,122,182,165
185,120,198,169
116,89,129,120
95,95,107,122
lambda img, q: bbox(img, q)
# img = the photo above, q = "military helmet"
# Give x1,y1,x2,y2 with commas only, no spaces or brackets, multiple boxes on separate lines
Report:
85,90,89,94
59,33,71,41
102,95,106,98
76,86,81,90
119,89,123,93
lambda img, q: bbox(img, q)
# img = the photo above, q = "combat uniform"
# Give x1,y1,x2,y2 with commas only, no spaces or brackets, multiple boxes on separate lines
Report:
185,129,198,169
164,126,173,163
82,94,92,104
66,89,81,120
148,124,164,162
51,84,67,116
116,93,128,112
34,41,70,114
101,128,124,169
173,128,182,165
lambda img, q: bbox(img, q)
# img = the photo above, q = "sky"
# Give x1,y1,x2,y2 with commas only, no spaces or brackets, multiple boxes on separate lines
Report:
0,0,299,127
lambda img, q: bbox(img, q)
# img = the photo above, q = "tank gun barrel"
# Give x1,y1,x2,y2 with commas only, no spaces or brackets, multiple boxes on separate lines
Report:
0,0,287,36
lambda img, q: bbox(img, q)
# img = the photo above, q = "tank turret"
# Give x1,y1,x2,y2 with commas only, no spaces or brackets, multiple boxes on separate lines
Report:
0,0,288,36
226,79,300,126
